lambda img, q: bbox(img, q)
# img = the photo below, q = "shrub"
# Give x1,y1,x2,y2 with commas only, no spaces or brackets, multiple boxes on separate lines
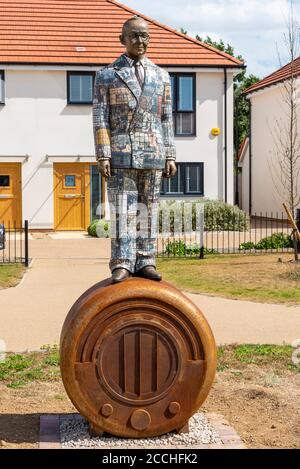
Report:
159,199,249,233
204,199,249,231
255,233,293,250
239,241,256,251
239,233,293,251
164,240,217,256
88,219,110,238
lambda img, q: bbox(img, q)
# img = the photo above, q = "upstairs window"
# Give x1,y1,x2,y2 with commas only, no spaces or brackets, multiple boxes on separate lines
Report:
0,71,5,104
67,71,95,104
170,73,196,136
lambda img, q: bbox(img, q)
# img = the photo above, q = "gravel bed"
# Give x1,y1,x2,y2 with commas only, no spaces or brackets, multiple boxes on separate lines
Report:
60,412,221,448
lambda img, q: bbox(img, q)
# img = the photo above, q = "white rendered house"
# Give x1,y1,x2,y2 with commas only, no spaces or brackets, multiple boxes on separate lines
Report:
0,0,242,230
239,57,300,216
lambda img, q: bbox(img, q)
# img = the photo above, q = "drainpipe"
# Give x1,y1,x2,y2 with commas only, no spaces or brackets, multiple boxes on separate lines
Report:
249,100,252,216
234,95,239,205
223,68,228,203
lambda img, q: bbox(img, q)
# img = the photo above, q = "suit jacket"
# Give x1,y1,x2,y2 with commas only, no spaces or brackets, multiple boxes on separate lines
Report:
92,53,176,169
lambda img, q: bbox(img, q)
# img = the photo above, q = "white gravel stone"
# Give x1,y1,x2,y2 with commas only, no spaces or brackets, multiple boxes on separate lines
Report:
60,413,221,449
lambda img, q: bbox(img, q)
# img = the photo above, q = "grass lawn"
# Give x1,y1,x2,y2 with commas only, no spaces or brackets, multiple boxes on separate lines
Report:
0,263,26,289
0,345,60,389
0,344,296,390
157,253,300,304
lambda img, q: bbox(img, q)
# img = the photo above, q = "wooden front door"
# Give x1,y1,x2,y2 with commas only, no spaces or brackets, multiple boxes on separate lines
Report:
54,163,90,231
0,163,22,227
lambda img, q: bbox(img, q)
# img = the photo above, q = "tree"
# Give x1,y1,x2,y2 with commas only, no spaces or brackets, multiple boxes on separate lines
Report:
234,74,260,150
196,35,235,58
268,0,300,221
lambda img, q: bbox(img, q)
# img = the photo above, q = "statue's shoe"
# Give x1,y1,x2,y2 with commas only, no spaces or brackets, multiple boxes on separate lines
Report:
135,266,162,281
111,268,131,283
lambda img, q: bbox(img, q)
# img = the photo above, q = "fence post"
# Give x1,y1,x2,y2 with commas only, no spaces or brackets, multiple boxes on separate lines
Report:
198,203,204,259
24,220,29,267
199,246,204,259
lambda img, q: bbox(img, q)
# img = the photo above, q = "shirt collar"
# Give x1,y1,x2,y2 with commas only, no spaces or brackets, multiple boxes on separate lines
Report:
124,54,145,68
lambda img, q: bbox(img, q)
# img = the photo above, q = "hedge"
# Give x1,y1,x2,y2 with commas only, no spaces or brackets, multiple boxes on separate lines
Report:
159,199,249,233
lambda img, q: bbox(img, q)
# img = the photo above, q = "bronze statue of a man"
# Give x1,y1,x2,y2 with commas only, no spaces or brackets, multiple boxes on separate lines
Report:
93,16,176,283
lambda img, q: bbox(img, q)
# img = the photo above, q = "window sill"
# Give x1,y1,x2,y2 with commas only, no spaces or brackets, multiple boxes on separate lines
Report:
67,102,92,106
160,194,204,197
174,134,197,138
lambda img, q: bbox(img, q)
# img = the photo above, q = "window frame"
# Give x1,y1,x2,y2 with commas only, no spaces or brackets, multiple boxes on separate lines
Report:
0,70,5,105
160,162,204,197
170,73,196,137
67,71,95,105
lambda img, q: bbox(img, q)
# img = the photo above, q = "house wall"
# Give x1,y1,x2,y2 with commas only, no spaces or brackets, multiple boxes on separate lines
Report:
249,81,300,215
0,69,95,228
0,67,235,228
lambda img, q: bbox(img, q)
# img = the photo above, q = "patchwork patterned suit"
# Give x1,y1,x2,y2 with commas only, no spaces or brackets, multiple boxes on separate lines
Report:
93,53,176,273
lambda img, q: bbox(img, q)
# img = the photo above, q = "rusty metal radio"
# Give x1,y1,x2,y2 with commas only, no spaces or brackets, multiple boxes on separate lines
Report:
60,278,216,438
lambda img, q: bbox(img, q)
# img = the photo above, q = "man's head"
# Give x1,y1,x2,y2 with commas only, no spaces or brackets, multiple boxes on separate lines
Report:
119,16,150,60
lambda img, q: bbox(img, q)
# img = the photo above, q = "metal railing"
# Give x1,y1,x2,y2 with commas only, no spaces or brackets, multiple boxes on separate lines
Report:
157,211,296,258
0,220,29,266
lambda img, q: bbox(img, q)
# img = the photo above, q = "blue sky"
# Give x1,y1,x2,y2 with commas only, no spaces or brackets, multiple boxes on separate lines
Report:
120,0,300,79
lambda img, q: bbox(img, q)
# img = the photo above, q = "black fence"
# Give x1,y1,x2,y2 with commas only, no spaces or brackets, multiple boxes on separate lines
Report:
157,212,297,258
0,220,29,266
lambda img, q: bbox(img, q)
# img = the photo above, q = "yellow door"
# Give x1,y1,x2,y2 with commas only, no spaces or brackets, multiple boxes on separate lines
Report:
0,163,22,227
54,163,90,231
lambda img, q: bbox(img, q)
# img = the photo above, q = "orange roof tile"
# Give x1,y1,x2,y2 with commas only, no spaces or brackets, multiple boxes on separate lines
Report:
245,56,300,95
0,0,243,67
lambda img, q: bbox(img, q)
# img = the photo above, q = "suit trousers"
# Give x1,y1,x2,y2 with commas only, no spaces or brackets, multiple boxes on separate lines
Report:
107,168,163,273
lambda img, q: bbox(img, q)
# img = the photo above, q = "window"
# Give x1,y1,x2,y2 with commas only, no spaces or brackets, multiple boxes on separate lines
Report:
64,175,76,187
0,71,4,104
0,175,9,187
160,163,204,196
170,74,196,136
185,164,203,194
67,72,95,104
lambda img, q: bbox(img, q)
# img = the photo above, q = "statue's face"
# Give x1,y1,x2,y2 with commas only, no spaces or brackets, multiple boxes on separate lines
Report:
120,20,150,60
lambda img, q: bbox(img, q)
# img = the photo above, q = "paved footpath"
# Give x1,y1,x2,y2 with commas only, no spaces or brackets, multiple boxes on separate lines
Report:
1,236,300,352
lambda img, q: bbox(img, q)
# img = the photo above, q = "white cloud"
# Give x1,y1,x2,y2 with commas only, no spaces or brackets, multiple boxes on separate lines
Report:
120,0,300,78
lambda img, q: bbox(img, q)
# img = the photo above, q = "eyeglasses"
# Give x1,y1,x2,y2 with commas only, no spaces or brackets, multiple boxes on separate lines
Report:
127,32,150,42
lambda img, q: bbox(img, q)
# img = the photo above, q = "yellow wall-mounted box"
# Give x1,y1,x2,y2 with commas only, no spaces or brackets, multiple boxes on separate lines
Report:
211,127,221,136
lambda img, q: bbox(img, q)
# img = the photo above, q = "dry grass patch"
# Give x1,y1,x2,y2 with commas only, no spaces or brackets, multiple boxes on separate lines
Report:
0,263,26,289
157,253,300,304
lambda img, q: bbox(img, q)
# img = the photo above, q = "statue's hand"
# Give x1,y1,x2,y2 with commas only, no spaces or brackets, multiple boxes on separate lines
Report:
163,160,177,178
97,159,111,178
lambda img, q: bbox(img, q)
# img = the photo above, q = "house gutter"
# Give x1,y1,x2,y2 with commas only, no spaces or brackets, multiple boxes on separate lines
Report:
224,67,228,203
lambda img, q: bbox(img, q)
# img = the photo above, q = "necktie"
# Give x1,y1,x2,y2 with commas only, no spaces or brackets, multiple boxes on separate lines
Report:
134,61,144,88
